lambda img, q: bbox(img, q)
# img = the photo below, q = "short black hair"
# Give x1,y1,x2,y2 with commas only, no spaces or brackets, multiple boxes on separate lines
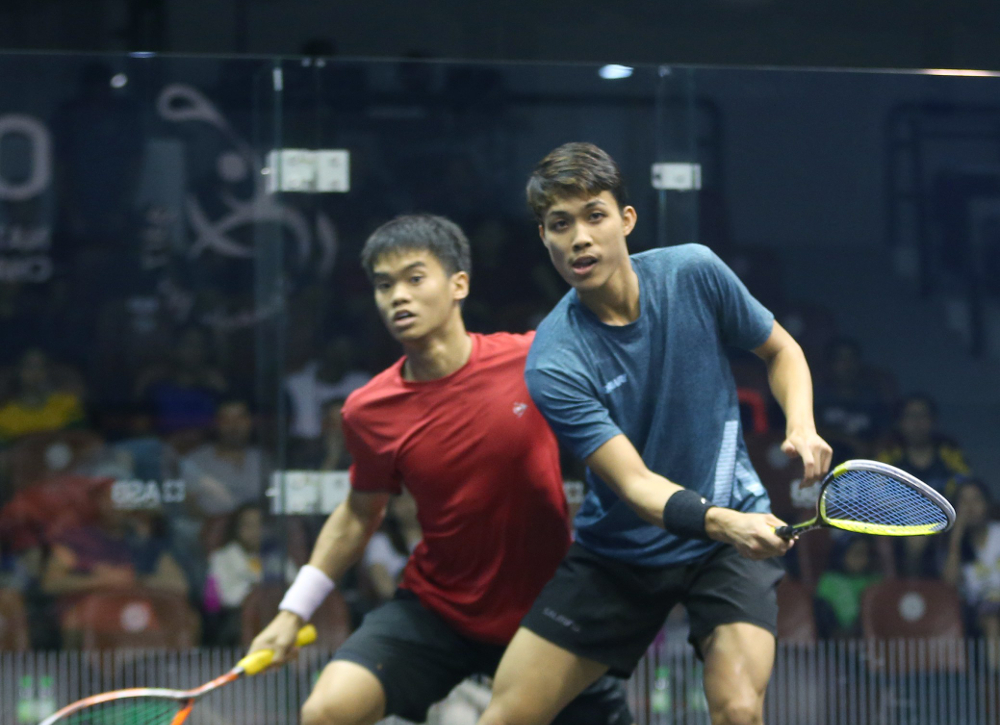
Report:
526,142,628,222
360,214,472,280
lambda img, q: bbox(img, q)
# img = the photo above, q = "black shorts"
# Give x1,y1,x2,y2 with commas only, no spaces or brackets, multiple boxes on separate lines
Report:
521,542,785,678
333,590,632,724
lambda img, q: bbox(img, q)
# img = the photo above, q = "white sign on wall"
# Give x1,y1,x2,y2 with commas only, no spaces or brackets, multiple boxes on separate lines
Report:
266,149,350,193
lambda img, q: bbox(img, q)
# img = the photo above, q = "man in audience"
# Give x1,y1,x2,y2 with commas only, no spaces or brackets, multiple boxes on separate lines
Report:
0,349,85,444
877,393,970,497
284,336,370,467
813,337,894,462
179,397,270,517
877,393,971,577
41,480,188,646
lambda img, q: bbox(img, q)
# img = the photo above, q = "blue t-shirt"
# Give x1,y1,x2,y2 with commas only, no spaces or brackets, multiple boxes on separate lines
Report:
525,244,775,567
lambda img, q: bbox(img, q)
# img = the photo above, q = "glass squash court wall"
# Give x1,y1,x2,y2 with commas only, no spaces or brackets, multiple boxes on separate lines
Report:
1,52,1000,724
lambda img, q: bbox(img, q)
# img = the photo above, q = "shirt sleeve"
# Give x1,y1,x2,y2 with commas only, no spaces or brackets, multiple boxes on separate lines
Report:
340,406,403,494
695,247,774,351
525,365,622,461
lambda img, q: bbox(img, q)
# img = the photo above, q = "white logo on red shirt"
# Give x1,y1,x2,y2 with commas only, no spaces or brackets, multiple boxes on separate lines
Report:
512,402,528,417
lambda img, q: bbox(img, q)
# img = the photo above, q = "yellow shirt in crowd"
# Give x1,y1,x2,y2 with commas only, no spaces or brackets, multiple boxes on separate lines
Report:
0,392,85,443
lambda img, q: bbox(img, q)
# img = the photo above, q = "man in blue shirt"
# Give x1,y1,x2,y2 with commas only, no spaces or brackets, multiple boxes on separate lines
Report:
476,143,833,725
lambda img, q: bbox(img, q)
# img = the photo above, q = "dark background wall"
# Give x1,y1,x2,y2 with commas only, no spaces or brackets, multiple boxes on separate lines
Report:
1,0,999,70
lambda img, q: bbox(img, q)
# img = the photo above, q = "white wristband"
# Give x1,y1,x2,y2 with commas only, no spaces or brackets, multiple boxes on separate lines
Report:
279,565,335,622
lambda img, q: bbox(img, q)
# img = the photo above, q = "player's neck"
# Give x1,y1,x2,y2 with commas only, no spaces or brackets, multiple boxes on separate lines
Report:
578,260,640,326
401,316,472,382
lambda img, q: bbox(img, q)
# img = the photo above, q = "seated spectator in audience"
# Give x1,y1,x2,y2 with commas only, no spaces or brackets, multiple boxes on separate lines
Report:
319,398,350,470
0,349,85,444
361,491,420,605
203,504,292,646
284,335,369,467
814,534,882,638
814,338,894,462
943,478,1000,638
290,397,351,471
179,398,270,517
40,481,188,602
877,393,970,497
134,326,228,437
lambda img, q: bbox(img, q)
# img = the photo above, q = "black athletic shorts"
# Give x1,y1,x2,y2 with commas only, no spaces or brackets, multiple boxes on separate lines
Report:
521,541,785,678
333,589,633,724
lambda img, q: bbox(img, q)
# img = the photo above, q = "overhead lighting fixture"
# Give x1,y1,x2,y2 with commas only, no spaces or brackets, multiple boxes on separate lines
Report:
599,64,633,80
129,51,156,59
110,73,128,89
922,68,1000,78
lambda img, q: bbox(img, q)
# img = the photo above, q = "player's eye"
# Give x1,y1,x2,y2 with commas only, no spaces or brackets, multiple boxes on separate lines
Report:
375,281,392,291
589,212,605,222
549,219,568,232
409,275,423,284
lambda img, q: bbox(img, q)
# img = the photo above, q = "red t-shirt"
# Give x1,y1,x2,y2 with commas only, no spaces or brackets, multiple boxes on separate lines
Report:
341,332,569,644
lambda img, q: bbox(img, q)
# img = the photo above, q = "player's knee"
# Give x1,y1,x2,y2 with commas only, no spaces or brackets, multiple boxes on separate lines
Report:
712,694,763,725
301,693,375,725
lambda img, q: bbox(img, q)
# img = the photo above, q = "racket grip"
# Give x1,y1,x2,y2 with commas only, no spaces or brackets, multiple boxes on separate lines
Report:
774,524,796,540
238,624,318,676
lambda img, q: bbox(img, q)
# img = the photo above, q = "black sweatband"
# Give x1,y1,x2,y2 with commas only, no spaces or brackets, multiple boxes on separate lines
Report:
661,489,715,540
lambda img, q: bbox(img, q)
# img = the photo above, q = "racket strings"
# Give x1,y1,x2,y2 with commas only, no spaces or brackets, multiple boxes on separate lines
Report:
822,470,950,532
55,698,186,725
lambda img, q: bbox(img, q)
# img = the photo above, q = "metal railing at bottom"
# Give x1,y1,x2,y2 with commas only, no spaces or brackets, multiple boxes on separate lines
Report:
3,639,999,725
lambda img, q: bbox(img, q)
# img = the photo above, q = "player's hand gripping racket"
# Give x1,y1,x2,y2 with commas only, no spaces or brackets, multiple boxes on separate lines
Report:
775,459,955,540
37,624,317,725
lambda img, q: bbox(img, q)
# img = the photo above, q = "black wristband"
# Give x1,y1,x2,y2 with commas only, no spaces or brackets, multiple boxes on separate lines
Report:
661,489,716,540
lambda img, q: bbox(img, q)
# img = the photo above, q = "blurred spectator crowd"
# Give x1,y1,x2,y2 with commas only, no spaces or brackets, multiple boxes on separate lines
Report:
0,239,993,655
0,61,994,652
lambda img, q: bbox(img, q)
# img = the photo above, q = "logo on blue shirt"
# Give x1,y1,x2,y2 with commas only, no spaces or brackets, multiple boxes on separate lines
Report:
604,373,627,393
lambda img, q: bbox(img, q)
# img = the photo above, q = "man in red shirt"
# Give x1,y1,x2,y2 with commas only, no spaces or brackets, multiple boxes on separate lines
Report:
249,214,630,725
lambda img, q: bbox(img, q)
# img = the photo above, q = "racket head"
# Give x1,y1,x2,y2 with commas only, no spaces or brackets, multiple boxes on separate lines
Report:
38,689,194,725
817,459,956,536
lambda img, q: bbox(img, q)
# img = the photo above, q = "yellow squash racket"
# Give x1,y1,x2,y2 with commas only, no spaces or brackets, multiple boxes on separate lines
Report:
775,459,956,539
38,624,317,725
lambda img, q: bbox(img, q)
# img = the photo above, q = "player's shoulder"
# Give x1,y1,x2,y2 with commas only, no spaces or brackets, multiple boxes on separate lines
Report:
633,243,719,273
341,360,404,423
473,331,535,361
527,296,587,373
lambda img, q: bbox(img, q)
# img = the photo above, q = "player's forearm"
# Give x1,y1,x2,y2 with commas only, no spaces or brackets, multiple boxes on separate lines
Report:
585,435,684,526
765,342,817,435
613,469,685,526
307,495,386,582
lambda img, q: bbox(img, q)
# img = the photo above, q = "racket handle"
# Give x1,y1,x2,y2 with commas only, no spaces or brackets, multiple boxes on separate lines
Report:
774,524,796,540
238,624,318,676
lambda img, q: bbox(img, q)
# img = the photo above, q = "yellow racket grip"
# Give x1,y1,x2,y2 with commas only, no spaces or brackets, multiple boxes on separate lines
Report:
238,624,318,676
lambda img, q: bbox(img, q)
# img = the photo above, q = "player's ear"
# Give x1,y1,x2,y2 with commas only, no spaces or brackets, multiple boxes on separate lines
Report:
451,271,470,302
538,224,546,243
622,205,637,236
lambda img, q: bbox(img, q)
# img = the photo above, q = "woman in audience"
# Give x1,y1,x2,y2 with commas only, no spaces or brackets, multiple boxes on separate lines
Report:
203,504,295,645
203,504,273,646
943,478,1000,638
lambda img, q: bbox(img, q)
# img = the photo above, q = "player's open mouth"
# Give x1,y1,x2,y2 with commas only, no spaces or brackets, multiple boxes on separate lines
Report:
571,256,598,275
392,310,417,328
